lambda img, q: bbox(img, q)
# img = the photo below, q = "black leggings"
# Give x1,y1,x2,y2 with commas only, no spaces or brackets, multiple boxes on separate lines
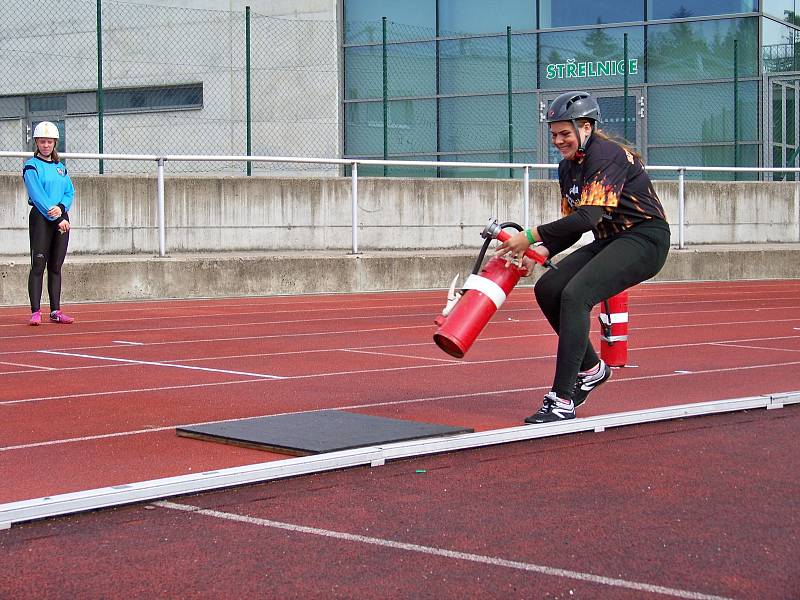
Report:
28,208,70,313
534,219,671,399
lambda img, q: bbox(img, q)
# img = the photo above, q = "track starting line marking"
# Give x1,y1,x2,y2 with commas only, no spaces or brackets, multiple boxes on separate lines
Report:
37,350,284,380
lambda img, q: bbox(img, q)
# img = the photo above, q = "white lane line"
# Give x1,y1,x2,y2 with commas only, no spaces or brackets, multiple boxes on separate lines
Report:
37,351,284,380
155,501,732,600
710,342,800,353
0,385,537,451
0,309,797,344
4,359,800,450
0,313,797,360
342,348,460,363
112,340,144,346
0,360,55,371
3,348,800,409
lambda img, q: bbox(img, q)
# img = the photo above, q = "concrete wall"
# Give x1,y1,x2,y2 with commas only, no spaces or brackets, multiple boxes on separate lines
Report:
1,174,798,255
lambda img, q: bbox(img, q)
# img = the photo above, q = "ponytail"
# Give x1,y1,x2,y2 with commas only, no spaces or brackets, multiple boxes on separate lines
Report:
575,118,643,163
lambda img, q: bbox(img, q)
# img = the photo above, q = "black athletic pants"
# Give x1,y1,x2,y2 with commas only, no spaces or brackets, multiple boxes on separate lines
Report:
534,219,671,400
28,207,70,313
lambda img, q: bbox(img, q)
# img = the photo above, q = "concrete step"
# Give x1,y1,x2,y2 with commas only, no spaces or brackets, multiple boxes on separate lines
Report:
1,244,798,305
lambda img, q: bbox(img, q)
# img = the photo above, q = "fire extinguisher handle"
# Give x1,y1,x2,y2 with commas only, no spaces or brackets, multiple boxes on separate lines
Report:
523,248,557,270
484,219,558,269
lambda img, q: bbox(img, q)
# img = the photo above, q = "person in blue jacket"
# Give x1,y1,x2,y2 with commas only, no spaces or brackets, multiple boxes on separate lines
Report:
23,121,75,325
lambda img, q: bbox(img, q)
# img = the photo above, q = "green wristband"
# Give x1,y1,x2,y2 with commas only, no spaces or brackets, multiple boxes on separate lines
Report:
525,229,535,244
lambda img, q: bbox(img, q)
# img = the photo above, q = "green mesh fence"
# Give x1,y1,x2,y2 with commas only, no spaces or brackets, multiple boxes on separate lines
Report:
0,0,338,175
0,6,794,181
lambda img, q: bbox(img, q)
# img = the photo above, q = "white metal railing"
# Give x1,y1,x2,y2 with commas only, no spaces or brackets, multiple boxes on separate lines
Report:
3,151,800,256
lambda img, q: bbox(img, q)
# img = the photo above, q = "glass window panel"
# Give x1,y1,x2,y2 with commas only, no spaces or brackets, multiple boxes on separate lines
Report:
762,0,799,22
102,85,202,113
773,84,784,144
438,0,535,36
439,93,537,153
344,0,435,44
344,99,436,156
539,26,643,90
439,34,536,95
648,1,756,19
647,17,758,82
344,43,436,101
648,81,758,145
787,87,798,147
647,144,759,180
438,152,535,178
596,95,638,146
29,96,66,113
540,0,643,28
762,17,800,73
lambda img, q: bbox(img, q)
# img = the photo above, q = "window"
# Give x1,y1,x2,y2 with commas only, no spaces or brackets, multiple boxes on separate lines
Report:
763,17,800,72
539,26,644,89
648,81,758,144
438,0,535,36
539,0,644,29
344,0,435,44
29,95,66,114
344,43,436,101
344,99,436,156
104,84,202,113
648,0,757,20
647,17,758,82
439,34,536,95
439,93,537,153
762,0,799,23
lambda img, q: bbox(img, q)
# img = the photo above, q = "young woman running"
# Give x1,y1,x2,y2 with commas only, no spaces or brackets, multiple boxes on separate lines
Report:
496,91,670,423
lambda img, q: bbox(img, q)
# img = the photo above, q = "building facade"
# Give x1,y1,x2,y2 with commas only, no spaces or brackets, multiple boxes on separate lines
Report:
343,0,800,179
1,1,799,179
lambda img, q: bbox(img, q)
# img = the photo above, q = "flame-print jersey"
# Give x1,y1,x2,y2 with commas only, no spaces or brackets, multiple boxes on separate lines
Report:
538,135,667,253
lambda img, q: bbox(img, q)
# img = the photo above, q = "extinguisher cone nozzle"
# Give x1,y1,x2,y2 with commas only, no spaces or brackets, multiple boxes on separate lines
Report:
433,332,465,359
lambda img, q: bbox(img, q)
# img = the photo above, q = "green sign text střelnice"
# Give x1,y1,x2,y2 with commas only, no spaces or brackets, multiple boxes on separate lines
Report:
546,58,638,80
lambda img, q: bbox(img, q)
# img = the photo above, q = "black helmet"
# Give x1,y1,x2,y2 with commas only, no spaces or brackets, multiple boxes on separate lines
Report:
546,91,601,124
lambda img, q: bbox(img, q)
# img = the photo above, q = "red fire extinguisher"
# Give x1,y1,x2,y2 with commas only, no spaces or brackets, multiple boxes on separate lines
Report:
433,219,555,358
599,291,628,367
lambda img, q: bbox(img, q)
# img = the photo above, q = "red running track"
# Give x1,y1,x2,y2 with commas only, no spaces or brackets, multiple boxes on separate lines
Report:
1,280,799,503
1,406,798,599
0,280,799,598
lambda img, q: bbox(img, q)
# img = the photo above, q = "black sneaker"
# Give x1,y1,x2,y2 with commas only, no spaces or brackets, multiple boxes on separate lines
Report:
524,392,575,424
572,359,612,409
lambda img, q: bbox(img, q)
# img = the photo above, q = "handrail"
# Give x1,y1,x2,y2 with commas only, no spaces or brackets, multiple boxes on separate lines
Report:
4,150,800,256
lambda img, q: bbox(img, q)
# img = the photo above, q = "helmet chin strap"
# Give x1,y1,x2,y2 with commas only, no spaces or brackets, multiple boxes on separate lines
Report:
571,119,594,160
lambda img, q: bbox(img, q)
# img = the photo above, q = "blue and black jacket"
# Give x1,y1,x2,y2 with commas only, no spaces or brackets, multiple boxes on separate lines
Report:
23,156,75,224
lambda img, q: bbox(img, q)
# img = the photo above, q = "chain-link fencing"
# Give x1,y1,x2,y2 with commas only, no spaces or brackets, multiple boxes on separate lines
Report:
0,0,338,175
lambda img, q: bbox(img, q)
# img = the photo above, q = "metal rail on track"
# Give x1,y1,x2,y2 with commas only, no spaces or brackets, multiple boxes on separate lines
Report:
2,391,798,530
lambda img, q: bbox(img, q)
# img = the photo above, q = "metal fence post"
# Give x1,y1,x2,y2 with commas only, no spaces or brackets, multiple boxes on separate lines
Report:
506,26,514,178
523,165,530,229
382,17,388,177
351,161,359,254
157,158,166,257
678,167,686,249
245,6,252,176
96,0,104,175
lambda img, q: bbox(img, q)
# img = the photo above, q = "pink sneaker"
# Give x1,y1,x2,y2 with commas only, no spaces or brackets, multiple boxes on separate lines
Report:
29,311,41,326
49,310,75,324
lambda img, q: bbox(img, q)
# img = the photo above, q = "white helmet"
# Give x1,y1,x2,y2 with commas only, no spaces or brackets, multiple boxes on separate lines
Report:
33,121,59,139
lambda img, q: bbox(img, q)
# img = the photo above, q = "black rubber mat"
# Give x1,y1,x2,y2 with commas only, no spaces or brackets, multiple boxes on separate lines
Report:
176,410,474,456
